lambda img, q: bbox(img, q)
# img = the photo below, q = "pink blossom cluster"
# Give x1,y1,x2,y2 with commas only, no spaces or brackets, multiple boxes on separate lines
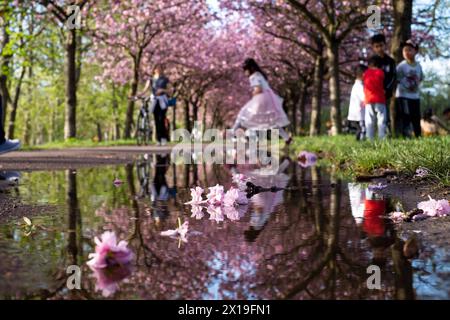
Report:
87,231,134,297
390,197,450,223
417,196,450,217
185,184,249,207
87,231,133,269
185,180,250,223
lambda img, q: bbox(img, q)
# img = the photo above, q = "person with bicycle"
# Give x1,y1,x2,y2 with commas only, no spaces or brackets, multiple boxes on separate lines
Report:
138,64,171,146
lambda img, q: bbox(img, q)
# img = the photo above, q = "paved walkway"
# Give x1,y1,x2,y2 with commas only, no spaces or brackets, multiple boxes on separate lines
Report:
0,145,174,170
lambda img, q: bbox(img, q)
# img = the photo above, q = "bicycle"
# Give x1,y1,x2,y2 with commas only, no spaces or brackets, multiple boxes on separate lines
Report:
132,96,153,146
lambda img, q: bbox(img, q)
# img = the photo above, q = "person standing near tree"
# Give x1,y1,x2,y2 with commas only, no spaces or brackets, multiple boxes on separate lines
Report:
395,40,424,138
347,64,367,141
370,34,397,135
364,56,387,141
0,93,21,155
139,64,171,146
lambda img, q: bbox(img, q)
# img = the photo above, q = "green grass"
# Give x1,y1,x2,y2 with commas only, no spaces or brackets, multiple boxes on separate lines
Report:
23,138,139,150
291,135,450,186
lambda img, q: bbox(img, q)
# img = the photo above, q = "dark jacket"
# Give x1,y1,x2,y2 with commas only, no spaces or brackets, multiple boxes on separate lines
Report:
378,54,397,100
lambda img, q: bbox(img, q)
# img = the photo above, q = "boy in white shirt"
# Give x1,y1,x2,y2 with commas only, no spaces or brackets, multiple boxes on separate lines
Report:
347,65,367,140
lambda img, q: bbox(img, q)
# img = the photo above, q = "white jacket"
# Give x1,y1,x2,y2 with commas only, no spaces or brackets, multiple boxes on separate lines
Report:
347,80,365,122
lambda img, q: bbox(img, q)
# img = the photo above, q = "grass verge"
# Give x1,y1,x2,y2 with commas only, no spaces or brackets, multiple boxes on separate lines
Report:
291,135,450,186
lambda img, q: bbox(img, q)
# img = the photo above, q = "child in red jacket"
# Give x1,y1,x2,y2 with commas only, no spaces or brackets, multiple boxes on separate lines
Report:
363,56,387,140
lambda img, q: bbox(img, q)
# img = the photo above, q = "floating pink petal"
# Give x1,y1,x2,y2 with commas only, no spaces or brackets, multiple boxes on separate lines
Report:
417,196,450,217
224,187,240,207
161,221,189,243
232,173,249,191
113,178,123,187
297,151,318,168
190,205,204,220
207,205,224,223
87,231,133,269
206,184,225,206
414,167,429,178
224,187,249,207
224,206,240,221
236,190,249,205
185,186,207,205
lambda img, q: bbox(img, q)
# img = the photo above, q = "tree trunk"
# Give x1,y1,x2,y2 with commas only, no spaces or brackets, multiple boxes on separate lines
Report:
66,169,80,264
124,56,140,139
65,28,78,139
391,0,413,63
184,100,190,132
96,122,102,142
0,19,11,130
124,79,138,139
172,100,177,132
23,111,31,145
391,238,415,299
8,66,26,139
310,55,324,136
292,103,297,136
112,84,120,140
299,83,308,133
202,103,207,133
390,0,413,136
193,102,198,126
326,41,342,136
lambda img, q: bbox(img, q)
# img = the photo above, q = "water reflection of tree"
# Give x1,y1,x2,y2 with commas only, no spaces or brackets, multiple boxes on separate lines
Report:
12,159,416,300
245,166,395,299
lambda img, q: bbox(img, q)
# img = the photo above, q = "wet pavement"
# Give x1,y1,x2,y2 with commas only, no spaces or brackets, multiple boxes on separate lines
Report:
0,153,449,300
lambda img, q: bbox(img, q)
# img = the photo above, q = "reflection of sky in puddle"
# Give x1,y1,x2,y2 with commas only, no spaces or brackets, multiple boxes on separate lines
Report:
413,248,450,299
0,156,449,300
204,251,257,300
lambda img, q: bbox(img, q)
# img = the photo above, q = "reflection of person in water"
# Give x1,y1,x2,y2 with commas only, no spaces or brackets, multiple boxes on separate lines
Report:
351,185,414,297
150,154,170,221
348,183,366,225
243,159,291,242
363,190,396,267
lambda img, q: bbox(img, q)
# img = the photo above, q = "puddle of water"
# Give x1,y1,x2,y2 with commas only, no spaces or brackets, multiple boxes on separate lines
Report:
0,154,448,300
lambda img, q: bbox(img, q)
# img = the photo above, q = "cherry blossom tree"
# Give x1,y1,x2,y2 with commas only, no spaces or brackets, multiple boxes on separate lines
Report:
90,0,211,138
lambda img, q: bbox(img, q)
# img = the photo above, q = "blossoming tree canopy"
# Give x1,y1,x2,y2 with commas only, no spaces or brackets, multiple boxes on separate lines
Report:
90,0,211,137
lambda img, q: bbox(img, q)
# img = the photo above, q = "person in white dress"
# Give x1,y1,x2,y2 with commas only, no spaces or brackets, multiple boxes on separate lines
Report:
232,59,292,144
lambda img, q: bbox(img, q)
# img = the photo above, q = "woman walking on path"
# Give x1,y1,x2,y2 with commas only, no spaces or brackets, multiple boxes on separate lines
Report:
232,59,292,145
139,65,171,146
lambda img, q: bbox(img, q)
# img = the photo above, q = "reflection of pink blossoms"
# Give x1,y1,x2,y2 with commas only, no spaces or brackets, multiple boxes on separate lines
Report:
190,205,204,220
297,151,318,168
232,173,249,191
91,264,132,298
417,196,450,217
161,220,189,243
207,206,224,223
224,206,240,221
87,231,133,269
185,187,207,205
206,185,225,206
224,187,249,206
